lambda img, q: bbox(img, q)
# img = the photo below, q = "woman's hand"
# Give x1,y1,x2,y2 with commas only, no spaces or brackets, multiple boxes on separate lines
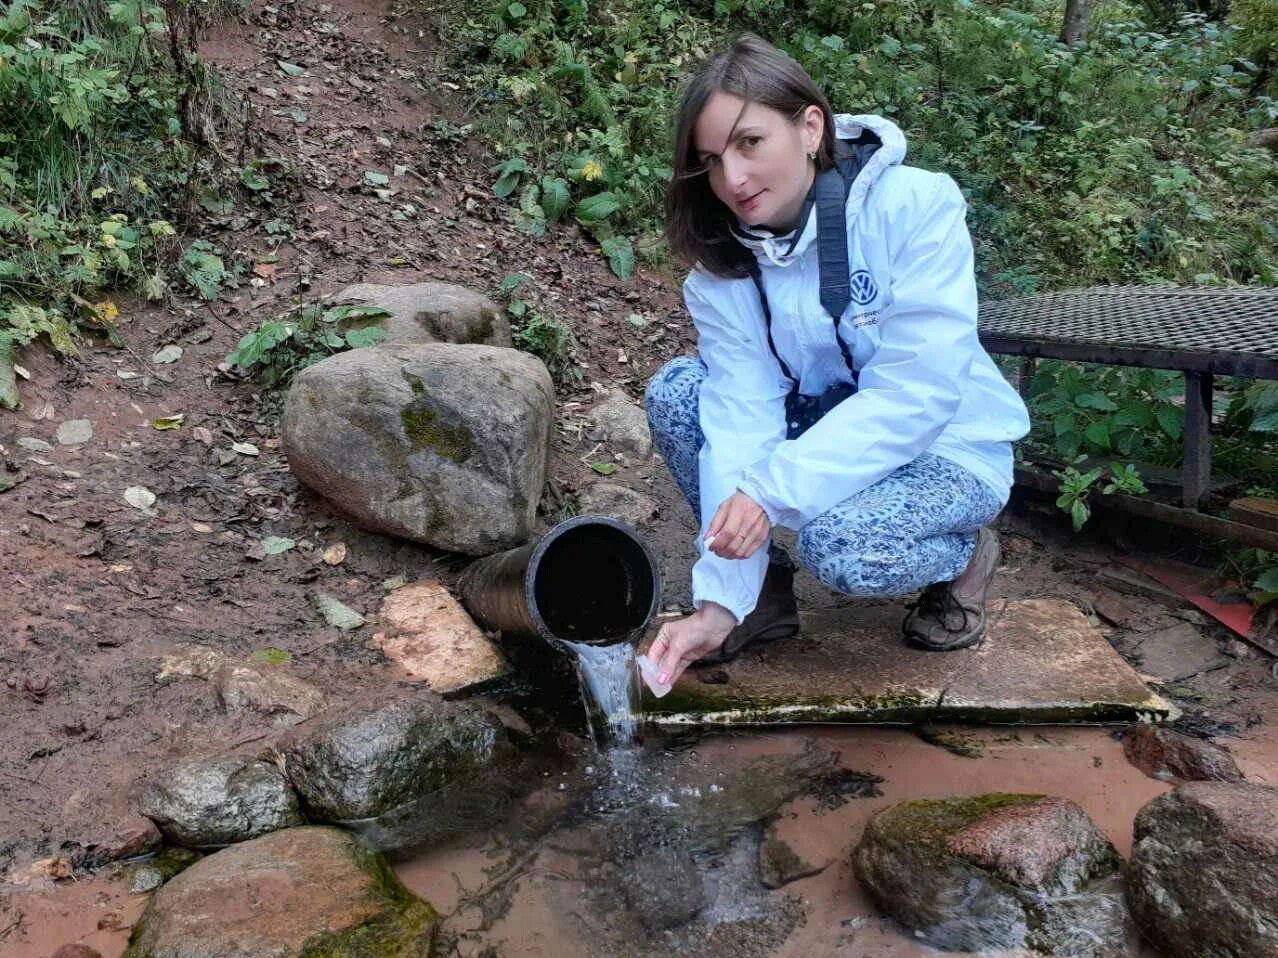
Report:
647,603,737,687
705,490,770,560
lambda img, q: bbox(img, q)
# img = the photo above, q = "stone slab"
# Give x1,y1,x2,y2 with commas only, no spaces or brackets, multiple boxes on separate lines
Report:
372,581,510,694
645,598,1173,727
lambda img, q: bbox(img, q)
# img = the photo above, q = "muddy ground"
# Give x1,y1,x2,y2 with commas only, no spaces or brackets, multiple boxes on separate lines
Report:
1,1,1276,955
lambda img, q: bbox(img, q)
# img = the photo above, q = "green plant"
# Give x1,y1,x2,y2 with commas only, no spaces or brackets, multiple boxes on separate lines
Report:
1054,460,1149,530
497,272,576,382
226,303,390,387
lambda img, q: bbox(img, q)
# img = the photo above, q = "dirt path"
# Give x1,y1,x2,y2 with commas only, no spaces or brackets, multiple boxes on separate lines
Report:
1,1,1275,954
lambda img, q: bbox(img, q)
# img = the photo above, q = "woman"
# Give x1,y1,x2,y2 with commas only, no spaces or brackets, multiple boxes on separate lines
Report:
644,34,1030,689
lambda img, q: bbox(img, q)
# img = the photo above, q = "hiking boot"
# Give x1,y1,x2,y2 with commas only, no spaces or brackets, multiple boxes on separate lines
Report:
697,561,801,665
902,527,1001,651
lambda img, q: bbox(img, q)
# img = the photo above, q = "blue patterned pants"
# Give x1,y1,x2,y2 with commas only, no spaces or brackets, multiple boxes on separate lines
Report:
645,356,1004,598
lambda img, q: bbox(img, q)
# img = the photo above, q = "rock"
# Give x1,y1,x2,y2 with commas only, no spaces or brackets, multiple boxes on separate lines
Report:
620,849,706,931
136,758,303,848
55,419,93,445
372,581,509,694
1127,782,1278,958
275,693,509,824
312,591,365,630
335,281,512,347
576,482,659,528
1090,586,1140,630
1122,725,1244,784
1133,622,1229,681
759,830,826,889
154,644,226,684
589,399,653,460
214,664,326,721
79,815,162,868
17,436,54,453
122,827,438,958
853,794,1128,955
52,946,102,958
281,344,554,555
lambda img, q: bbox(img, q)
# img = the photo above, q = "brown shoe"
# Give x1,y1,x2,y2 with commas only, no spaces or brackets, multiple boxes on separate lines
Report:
902,528,1001,651
697,561,800,665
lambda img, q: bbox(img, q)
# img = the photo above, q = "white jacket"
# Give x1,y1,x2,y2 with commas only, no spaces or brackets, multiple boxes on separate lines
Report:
687,114,1030,623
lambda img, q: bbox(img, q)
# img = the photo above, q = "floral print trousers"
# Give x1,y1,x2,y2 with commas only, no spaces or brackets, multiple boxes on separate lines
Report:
645,356,1004,597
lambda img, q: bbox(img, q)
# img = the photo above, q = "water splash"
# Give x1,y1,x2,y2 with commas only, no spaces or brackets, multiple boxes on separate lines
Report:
560,639,642,745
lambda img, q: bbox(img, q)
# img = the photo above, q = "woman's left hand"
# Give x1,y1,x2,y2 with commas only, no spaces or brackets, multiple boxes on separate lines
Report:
705,490,770,559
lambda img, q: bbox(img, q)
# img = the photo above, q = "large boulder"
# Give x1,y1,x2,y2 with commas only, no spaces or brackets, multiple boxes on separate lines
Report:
274,693,509,835
122,826,438,958
282,344,554,555
853,794,1128,956
1127,782,1278,957
335,281,512,347
136,758,303,848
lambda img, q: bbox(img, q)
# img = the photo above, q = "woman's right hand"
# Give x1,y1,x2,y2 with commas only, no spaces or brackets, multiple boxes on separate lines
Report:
646,602,737,687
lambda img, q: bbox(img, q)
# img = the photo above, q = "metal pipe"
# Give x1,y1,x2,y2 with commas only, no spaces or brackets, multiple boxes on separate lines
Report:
457,515,661,647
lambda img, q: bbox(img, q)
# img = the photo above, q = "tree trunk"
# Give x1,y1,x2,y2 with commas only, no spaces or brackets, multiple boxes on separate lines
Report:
1061,0,1092,44
1247,128,1278,154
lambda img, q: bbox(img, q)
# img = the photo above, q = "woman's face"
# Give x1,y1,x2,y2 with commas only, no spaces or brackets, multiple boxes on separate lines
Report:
693,92,823,233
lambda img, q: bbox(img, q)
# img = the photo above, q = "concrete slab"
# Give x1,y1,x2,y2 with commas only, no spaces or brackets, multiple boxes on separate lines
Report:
644,598,1173,727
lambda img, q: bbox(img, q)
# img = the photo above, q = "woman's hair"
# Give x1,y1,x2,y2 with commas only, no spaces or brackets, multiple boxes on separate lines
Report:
666,33,837,278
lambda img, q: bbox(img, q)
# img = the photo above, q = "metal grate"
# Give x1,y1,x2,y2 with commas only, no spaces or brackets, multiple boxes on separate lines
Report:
978,286,1278,378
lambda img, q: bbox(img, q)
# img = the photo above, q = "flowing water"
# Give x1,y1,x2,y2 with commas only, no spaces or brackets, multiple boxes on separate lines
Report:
559,639,643,745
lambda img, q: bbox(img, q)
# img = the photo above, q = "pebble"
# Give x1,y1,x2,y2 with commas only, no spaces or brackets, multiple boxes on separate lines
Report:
56,420,93,445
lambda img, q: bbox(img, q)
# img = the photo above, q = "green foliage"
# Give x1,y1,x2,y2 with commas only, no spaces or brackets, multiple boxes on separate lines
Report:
226,303,390,388
0,0,235,400
1053,461,1149,530
436,0,1278,288
497,271,577,382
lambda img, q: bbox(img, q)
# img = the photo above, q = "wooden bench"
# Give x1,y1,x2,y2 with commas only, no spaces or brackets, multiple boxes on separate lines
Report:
977,286,1278,550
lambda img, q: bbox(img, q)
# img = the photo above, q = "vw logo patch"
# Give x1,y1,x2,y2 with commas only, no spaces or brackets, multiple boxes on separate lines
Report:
849,270,878,306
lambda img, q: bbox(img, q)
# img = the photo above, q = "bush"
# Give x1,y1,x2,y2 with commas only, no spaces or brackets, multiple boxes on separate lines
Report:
0,0,236,403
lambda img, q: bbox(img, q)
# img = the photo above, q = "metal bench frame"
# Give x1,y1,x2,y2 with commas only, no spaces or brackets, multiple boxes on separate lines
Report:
978,286,1278,549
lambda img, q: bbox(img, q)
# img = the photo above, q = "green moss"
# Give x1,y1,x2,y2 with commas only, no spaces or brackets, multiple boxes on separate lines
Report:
872,794,1044,848
298,843,440,958
400,406,474,463
406,375,425,396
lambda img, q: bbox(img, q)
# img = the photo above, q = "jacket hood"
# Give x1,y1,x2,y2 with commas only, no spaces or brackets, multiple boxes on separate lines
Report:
732,114,907,267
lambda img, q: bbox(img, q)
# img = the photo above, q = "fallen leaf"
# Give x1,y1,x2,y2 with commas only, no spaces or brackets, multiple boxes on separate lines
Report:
151,345,183,364
313,593,366,630
253,262,277,280
323,542,347,566
364,171,389,187
231,441,260,457
56,419,93,445
249,647,291,665
277,60,306,76
191,426,214,445
17,437,53,453
152,414,184,431
124,486,156,510
590,462,618,476
116,370,140,380
382,575,406,591
191,523,213,534
109,563,133,573
247,535,295,560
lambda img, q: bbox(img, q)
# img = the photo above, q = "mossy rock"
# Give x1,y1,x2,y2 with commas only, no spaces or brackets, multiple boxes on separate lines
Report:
123,826,438,958
853,794,1129,956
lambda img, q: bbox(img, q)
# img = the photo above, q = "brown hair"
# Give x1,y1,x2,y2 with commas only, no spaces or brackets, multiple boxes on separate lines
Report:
665,34,837,278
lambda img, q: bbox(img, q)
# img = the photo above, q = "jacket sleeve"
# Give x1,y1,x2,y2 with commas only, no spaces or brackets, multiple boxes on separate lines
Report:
684,276,791,623
737,174,978,528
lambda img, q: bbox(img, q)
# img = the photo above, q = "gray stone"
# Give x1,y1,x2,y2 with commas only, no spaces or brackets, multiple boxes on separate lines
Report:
274,693,509,825
576,481,659,529
281,344,554,555
646,599,1172,727
55,418,92,445
1122,725,1245,783
214,664,326,721
311,592,365,631
1133,622,1229,681
136,758,303,848
1127,782,1278,958
154,644,226,684
853,794,1128,956
758,831,826,889
122,827,438,958
589,399,653,460
335,281,512,347
620,849,706,931
17,437,54,453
